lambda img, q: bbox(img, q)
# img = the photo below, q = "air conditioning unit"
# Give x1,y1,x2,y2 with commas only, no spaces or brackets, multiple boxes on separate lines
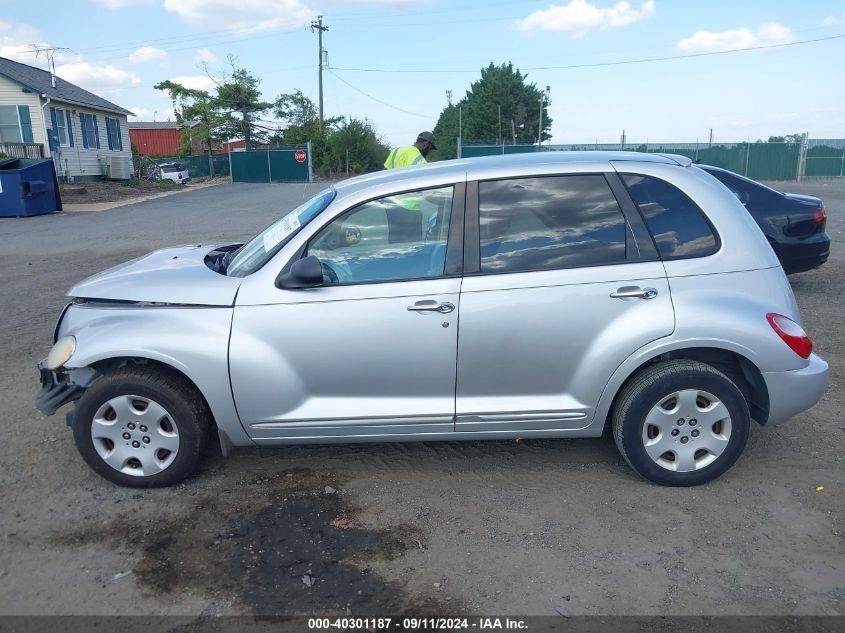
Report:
107,156,132,180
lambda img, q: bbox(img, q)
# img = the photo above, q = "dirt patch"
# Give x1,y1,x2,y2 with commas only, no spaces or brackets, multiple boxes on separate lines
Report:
59,179,184,204
49,468,455,616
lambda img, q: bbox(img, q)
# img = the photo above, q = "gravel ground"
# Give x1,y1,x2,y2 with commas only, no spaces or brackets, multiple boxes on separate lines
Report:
0,178,842,618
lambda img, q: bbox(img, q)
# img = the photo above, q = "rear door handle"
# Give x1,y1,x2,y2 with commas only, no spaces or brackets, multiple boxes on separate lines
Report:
610,286,658,300
407,300,455,313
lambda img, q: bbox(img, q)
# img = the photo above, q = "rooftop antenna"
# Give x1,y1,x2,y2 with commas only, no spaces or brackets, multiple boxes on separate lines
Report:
32,46,68,89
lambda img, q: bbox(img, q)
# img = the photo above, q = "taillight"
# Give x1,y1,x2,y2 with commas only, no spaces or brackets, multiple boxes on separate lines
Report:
767,313,813,359
813,206,827,229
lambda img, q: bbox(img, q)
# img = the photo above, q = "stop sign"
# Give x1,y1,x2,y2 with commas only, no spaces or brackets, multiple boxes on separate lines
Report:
294,150,307,163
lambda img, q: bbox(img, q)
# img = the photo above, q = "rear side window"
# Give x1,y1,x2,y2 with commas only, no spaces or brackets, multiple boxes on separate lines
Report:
622,174,718,259
478,175,627,273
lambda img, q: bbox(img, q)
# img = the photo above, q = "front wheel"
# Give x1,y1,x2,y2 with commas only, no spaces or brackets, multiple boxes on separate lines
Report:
612,360,751,486
72,367,209,487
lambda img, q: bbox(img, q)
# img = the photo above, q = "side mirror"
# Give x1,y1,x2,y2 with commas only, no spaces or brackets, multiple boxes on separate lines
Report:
275,255,323,289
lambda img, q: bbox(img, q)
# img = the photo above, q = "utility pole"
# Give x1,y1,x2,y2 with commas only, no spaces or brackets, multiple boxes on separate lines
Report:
498,105,502,146
310,16,329,126
537,85,550,149
446,90,452,106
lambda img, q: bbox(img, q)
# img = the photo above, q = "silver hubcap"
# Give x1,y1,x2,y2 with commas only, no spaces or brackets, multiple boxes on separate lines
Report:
641,389,732,472
90,395,179,477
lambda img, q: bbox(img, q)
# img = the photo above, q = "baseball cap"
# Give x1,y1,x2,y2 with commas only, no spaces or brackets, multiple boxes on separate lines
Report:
417,131,437,149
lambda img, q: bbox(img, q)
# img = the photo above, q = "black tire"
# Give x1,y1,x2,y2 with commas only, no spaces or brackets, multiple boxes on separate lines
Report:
612,360,750,486
72,367,209,488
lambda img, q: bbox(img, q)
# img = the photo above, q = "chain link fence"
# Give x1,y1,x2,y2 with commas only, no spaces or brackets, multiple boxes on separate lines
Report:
459,138,845,181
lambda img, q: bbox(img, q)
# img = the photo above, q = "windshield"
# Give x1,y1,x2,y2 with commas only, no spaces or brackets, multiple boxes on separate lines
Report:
161,164,185,173
226,188,336,277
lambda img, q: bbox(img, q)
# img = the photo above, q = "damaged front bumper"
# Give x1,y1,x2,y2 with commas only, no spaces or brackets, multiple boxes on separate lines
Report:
35,364,100,418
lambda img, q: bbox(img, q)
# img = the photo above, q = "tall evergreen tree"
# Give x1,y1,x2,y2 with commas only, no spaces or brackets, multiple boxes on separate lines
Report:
432,62,552,159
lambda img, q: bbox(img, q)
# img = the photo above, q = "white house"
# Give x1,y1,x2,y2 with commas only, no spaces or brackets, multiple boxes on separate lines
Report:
0,56,133,180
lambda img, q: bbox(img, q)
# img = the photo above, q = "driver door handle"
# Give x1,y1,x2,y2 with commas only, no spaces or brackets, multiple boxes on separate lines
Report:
407,300,455,313
610,286,659,300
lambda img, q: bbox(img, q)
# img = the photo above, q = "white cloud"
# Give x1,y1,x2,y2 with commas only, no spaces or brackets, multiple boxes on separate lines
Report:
0,20,49,62
1,21,140,93
129,46,169,64
129,106,154,120
165,75,221,91
89,0,154,8
677,22,795,53
822,12,845,27
162,0,317,33
514,0,655,35
55,61,142,91
193,48,218,64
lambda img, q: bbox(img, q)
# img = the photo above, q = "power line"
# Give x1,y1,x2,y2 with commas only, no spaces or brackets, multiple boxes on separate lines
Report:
332,33,845,74
326,69,435,119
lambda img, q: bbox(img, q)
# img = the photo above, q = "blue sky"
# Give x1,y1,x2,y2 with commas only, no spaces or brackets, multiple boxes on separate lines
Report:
2,0,844,146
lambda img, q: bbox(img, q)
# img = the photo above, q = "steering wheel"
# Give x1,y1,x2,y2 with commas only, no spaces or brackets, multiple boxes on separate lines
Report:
320,260,339,284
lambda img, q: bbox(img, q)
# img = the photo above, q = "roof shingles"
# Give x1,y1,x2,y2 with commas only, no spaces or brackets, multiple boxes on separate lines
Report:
0,56,133,116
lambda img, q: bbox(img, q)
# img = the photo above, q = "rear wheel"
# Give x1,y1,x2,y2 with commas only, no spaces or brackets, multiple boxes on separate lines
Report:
72,367,209,487
612,360,750,486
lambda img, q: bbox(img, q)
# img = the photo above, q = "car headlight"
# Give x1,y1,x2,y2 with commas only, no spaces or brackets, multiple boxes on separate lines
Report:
45,336,76,370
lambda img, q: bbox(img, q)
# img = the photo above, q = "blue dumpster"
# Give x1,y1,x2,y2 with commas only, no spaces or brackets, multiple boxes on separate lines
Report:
0,158,63,217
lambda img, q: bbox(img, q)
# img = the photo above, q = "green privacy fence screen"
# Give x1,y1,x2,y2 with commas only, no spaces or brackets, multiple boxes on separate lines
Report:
230,147,311,183
806,139,845,177
459,139,845,180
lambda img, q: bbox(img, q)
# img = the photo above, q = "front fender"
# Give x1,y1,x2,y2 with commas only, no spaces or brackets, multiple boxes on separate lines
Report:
57,304,253,446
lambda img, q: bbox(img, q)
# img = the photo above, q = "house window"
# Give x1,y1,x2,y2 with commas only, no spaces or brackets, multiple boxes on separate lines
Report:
80,113,99,148
54,108,68,146
105,117,123,151
0,105,22,143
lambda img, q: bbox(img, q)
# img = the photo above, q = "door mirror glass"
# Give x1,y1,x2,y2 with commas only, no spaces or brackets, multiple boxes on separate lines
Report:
276,255,324,289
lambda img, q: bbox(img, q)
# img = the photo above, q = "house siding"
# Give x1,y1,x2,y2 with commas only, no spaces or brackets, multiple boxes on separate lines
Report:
1,73,131,179
0,74,47,150
46,103,132,180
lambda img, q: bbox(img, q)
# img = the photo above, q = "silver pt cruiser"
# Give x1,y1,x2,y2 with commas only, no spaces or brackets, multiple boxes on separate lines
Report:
36,152,829,487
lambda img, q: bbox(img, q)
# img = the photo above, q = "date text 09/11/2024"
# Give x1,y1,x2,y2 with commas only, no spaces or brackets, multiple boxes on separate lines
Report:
307,617,529,630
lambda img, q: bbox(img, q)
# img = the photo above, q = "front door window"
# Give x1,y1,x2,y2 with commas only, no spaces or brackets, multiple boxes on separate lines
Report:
307,186,454,284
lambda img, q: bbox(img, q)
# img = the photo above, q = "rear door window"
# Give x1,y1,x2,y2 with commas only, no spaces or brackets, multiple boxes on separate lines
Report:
622,174,719,259
478,175,628,273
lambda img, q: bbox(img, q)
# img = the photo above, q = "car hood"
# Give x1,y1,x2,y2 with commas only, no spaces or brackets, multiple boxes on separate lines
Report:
783,193,822,206
68,244,242,306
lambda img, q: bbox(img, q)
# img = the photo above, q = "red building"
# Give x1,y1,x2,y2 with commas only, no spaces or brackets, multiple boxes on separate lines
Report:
129,121,198,156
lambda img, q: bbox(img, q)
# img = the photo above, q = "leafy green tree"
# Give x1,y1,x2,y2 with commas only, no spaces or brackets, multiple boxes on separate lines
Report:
767,134,803,144
432,62,552,159
154,79,227,176
273,91,344,174
216,62,273,149
326,117,389,175
274,90,319,128
432,103,460,160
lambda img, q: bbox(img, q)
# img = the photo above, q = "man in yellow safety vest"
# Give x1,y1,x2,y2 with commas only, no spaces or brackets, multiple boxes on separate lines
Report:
384,132,437,170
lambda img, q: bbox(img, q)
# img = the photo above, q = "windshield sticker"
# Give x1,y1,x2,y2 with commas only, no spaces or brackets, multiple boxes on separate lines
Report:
262,212,301,252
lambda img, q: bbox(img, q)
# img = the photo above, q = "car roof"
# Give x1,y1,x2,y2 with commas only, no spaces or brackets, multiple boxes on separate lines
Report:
333,151,692,196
